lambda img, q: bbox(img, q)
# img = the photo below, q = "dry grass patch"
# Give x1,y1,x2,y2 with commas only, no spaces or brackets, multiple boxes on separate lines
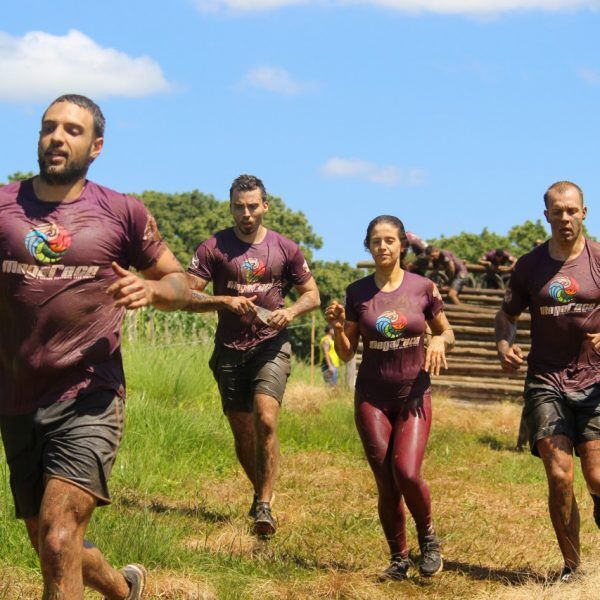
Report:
0,567,40,600
146,570,217,599
284,381,351,414
433,393,522,434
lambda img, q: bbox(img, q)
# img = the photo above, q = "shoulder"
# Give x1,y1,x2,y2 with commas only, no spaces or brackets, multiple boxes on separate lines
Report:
404,270,437,293
197,229,229,253
513,245,545,274
84,181,147,216
346,275,374,298
0,180,27,206
586,238,600,257
267,230,301,253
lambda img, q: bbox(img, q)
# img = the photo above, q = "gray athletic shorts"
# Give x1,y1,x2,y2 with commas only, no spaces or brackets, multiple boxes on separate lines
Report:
0,389,124,519
209,334,292,413
523,376,600,457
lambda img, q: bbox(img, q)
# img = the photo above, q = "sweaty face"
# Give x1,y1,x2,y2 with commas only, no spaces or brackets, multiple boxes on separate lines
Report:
368,222,402,267
544,188,587,245
230,189,268,235
38,101,103,186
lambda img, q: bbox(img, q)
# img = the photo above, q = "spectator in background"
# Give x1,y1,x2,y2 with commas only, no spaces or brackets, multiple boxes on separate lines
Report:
319,324,340,385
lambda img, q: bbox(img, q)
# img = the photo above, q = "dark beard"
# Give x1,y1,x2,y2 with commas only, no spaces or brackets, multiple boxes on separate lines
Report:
38,156,90,186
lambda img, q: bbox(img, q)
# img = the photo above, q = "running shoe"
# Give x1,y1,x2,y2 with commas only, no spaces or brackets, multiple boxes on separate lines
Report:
253,501,277,537
592,494,600,529
104,564,147,600
559,565,577,583
418,534,443,577
377,557,411,581
248,492,275,518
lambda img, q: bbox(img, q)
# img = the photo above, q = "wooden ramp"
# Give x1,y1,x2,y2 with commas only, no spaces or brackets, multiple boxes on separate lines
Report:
432,287,528,403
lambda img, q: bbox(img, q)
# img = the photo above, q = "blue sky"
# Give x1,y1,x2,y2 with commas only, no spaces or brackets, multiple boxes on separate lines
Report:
2,0,600,265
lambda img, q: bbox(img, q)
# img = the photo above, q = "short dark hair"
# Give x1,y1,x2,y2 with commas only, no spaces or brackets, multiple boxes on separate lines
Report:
44,94,106,138
425,245,438,256
494,248,505,256
230,174,267,203
543,181,584,207
363,215,409,256
324,324,333,334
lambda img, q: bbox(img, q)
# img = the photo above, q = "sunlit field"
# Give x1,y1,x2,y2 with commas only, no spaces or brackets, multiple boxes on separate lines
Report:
2,342,600,599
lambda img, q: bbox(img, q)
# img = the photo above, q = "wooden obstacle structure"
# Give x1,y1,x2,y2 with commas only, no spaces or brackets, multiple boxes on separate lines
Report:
352,262,530,403
432,287,528,403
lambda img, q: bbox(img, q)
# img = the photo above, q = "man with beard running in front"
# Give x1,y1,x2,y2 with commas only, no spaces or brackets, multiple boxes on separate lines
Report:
495,181,600,582
185,174,320,537
0,95,190,599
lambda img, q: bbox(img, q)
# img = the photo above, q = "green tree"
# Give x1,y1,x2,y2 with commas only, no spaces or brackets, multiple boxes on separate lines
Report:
138,190,322,265
2,171,35,185
506,219,549,255
287,260,366,358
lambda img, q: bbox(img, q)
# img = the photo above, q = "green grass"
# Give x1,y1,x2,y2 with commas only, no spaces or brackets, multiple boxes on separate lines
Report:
1,342,599,599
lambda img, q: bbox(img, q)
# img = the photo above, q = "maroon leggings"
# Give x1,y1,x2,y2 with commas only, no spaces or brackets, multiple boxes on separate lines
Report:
355,392,433,558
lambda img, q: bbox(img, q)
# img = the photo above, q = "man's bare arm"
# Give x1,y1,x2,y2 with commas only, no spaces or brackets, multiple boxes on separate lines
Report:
268,277,320,331
184,274,257,315
494,309,524,372
107,247,190,311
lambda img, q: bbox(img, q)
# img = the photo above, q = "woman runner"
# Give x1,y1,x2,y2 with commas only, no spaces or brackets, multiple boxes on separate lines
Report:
325,215,454,580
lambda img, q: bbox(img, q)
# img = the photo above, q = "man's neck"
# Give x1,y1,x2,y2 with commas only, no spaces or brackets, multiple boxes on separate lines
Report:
548,234,586,262
233,225,268,245
33,176,87,204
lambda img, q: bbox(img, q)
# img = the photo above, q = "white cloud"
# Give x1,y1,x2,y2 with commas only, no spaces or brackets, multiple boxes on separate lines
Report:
577,66,600,85
0,30,173,103
239,66,315,95
195,0,600,13
321,157,425,187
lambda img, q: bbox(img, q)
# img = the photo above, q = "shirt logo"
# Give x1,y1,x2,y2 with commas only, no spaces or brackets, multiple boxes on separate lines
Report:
24,223,72,264
375,310,407,340
548,275,579,304
242,257,266,283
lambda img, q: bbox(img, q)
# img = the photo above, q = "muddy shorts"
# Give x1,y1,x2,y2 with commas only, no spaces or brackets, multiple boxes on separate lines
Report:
450,274,469,293
209,334,292,413
523,376,600,457
0,389,124,519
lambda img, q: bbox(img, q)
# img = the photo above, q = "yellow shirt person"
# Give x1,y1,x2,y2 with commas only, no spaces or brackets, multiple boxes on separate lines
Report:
319,326,340,385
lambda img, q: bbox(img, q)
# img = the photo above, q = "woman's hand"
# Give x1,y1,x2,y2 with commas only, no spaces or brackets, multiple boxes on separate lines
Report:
325,301,346,332
424,335,448,376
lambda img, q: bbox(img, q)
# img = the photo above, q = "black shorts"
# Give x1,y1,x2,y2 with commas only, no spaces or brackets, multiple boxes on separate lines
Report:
0,389,124,519
209,334,292,413
523,376,600,457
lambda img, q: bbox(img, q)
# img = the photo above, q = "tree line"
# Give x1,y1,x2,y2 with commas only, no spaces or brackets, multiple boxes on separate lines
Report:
3,172,595,356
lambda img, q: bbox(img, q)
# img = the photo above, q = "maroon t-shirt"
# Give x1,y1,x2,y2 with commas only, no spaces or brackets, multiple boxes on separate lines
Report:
406,231,427,253
484,250,515,266
188,228,312,350
433,250,468,277
502,240,600,391
0,178,164,416
345,272,444,399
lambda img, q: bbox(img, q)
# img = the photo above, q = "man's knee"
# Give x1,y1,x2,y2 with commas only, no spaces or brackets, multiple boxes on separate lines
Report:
254,395,279,437
40,522,76,566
